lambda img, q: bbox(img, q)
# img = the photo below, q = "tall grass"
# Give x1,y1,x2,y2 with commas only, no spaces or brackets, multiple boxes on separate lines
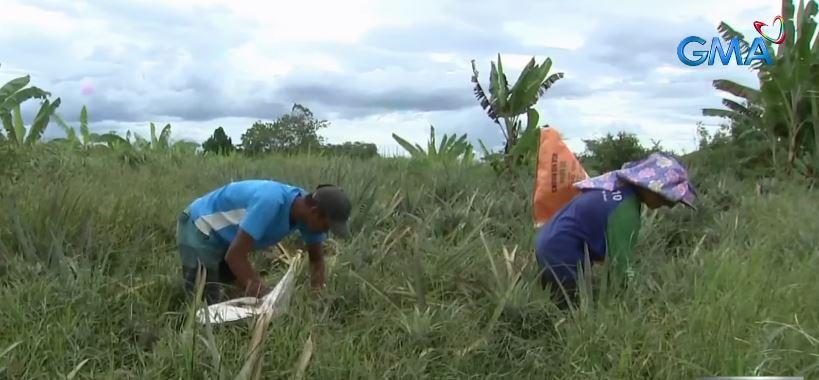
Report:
0,145,817,379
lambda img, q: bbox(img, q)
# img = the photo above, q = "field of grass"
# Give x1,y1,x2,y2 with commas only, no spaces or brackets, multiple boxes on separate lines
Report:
1,144,818,379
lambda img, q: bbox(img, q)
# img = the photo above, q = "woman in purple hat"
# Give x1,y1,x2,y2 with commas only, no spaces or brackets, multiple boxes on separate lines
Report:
534,152,697,309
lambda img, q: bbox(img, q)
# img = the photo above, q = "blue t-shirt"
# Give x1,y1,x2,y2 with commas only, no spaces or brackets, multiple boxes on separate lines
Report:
535,186,638,281
187,180,326,250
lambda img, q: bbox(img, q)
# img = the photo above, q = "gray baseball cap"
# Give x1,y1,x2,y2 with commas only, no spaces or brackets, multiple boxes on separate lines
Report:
313,185,352,238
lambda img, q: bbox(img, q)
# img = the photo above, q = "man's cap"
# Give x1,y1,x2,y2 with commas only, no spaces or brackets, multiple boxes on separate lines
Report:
313,185,352,238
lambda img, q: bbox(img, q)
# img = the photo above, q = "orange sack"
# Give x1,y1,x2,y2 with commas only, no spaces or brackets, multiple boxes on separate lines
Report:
532,126,588,228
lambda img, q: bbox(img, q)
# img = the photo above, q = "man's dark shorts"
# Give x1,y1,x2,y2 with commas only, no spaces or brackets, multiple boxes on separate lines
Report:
176,209,236,304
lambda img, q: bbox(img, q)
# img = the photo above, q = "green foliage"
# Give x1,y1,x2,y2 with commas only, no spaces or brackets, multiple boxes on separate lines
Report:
53,106,102,148
507,111,541,165
26,98,61,145
470,54,563,170
392,125,474,165
579,131,660,174
0,148,817,378
705,0,819,176
3,98,63,146
202,127,235,156
795,96,819,180
171,142,200,157
240,104,327,155
320,141,378,159
695,117,780,180
478,118,543,176
149,123,173,152
0,64,57,145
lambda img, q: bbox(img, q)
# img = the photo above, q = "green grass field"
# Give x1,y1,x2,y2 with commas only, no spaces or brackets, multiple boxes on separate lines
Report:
1,145,818,379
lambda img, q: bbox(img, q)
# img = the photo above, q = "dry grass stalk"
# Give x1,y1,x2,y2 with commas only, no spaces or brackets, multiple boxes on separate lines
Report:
235,244,304,380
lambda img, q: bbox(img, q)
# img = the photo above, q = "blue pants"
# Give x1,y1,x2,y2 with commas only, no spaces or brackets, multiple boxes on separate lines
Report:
176,209,234,304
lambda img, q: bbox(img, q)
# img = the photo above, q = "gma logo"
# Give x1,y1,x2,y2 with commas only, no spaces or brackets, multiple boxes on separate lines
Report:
676,36,773,66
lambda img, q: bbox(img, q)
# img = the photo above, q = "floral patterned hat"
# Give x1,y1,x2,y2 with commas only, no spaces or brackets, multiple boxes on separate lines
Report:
573,153,697,209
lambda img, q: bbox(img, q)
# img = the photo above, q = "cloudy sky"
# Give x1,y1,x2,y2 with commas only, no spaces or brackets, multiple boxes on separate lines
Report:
1,0,781,154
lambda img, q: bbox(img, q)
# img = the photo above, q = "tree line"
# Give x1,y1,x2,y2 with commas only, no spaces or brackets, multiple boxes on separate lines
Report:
203,104,377,158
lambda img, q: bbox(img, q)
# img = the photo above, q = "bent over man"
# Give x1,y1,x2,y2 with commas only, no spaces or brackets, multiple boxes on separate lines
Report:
176,179,352,303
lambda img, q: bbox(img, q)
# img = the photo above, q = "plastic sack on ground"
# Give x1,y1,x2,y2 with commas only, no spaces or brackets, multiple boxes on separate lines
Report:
196,253,302,325
532,126,588,228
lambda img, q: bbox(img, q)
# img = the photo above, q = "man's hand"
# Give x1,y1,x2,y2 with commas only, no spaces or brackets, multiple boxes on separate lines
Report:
306,243,326,292
244,279,270,298
225,229,268,298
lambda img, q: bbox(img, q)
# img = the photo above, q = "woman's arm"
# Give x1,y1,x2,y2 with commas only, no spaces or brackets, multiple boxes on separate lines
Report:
605,195,642,285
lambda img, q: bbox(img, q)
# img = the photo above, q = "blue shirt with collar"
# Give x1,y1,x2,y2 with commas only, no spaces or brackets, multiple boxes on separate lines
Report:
187,180,326,250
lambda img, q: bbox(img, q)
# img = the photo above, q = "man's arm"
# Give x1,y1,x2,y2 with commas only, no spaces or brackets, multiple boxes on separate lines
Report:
306,243,326,290
225,229,268,297
232,191,280,297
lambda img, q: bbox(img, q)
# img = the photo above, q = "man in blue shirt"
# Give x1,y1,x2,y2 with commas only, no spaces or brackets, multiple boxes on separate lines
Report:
176,180,352,303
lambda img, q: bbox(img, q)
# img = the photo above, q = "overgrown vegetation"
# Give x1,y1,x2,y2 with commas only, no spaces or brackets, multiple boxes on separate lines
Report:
0,0,818,376
203,127,235,156
392,125,475,165
578,131,663,175
703,0,819,180
0,144,816,378
471,54,563,172
0,63,60,146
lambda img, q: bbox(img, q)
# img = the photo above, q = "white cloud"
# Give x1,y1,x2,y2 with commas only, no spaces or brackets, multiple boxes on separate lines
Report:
502,21,589,51
2,0,783,157
654,65,695,76
214,0,387,43
228,43,294,79
0,2,78,36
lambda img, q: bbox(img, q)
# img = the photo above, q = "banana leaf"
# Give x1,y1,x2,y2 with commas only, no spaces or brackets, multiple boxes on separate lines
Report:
471,60,499,124
392,133,424,159
13,104,25,144
25,98,60,145
53,113,78,144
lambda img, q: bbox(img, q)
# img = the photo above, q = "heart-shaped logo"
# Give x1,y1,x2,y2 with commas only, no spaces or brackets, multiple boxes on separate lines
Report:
754,15,786,44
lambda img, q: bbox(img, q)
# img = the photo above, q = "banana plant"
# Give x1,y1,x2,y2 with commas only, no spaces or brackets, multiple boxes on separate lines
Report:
795,95,819,179
470,54,563,161
3,99,62,145
149,122,173,151
392,125,474,165
127,130,150,151
53,106,102,148
760,0,818,169
705,0,818,171
478,109,542,173
0,64,58,145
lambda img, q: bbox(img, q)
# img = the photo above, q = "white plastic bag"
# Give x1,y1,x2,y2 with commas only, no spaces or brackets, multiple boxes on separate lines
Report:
195,254,301,325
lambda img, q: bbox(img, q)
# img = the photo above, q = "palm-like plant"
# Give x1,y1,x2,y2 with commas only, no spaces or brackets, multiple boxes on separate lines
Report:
0,65,60,145
761,0,818,169
53,106,104,148
704,0,818,171
470,54,563,159
149,122,172,151
392,125,475,165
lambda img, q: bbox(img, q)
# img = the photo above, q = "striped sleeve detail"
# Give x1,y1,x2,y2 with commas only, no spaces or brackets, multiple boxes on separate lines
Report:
194,208,247,235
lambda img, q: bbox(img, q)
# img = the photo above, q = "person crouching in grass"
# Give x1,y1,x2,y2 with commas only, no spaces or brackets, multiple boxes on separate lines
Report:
176,180,352,304
534,153,697,309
